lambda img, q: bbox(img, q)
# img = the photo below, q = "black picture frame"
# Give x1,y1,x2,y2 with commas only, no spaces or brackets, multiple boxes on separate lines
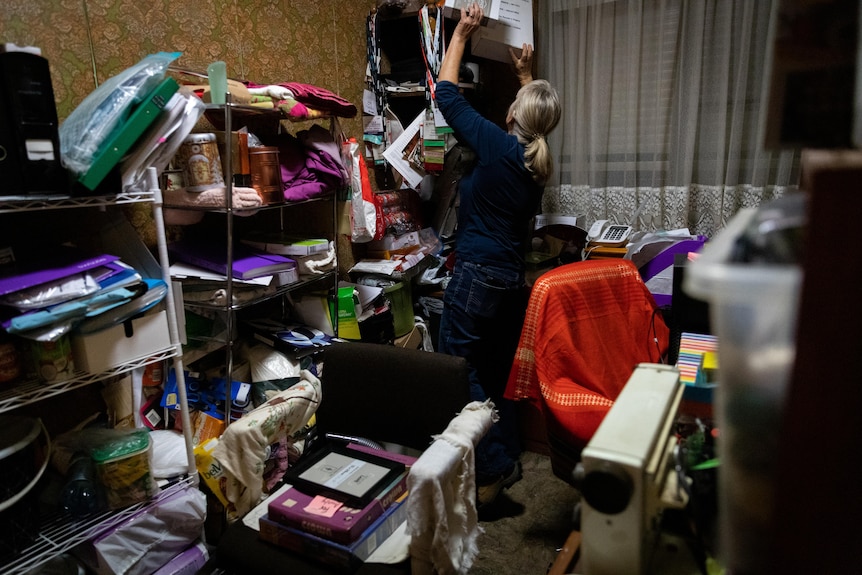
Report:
283,443,405,508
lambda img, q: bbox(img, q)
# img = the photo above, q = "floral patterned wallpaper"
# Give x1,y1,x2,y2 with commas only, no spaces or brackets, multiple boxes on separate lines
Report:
0,0,374,137
1,0,376,245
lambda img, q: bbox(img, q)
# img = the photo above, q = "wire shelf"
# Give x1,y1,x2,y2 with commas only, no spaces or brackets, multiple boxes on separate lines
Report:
0,477,197,575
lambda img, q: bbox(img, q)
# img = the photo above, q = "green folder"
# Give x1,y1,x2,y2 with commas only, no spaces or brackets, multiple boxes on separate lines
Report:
78,77,180,191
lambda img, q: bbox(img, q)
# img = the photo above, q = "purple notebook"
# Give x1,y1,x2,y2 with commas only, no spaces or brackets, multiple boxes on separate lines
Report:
0,249,119,297
169,239,296,280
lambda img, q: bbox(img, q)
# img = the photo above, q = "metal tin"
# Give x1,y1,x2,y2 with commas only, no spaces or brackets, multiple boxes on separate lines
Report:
249,146,284,204
175,133,225,192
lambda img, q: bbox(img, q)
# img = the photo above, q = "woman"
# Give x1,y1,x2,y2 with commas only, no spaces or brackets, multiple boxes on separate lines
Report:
435,2,561,508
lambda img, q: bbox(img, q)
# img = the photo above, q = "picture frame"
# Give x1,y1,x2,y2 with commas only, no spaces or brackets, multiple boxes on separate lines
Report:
283,443,406,508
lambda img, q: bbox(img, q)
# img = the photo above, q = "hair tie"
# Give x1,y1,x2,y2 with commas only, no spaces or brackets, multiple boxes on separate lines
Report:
532,133,544,141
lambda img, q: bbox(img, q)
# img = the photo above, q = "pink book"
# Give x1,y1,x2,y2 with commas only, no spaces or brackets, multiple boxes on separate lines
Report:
268,445,415,544
267,471,407,545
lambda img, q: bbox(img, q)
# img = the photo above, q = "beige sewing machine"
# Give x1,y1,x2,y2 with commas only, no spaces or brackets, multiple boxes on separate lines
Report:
574,363,697,575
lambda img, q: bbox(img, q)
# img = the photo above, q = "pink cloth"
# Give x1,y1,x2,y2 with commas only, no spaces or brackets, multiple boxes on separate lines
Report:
505,259,670,456
245,81,357,118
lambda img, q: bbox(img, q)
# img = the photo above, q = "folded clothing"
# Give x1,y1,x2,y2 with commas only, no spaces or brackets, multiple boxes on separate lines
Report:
164,186,262,224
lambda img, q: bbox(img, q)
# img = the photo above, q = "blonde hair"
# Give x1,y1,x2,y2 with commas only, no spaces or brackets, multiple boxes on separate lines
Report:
508,79,561,185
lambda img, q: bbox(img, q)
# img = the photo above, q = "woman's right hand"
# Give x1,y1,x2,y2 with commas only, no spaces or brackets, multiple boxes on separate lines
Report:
509,43,534,86
455,2,484,41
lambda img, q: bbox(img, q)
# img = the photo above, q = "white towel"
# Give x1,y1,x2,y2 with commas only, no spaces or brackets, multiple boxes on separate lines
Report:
407,400,497,575
212,370,321,517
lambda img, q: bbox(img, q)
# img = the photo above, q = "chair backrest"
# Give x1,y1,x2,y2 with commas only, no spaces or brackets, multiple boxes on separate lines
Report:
507,259,670,483
315,342,472,453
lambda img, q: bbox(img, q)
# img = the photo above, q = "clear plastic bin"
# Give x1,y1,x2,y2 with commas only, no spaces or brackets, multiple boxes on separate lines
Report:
684,207,802,574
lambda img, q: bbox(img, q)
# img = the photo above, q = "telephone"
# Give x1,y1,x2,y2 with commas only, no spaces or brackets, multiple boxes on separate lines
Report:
587,220,633,247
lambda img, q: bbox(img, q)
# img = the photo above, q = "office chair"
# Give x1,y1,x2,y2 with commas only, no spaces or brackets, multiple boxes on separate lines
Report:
505,259,670,485
313,341,473,454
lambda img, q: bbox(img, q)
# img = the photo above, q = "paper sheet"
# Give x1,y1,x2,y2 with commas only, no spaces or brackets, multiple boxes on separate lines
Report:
382,112,426,189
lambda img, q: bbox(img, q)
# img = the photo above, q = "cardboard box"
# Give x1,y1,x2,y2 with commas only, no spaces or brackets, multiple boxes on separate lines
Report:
368,229,421,252
443,0,502,23
470,0,534,63
71,310,172,373
394,325,423,350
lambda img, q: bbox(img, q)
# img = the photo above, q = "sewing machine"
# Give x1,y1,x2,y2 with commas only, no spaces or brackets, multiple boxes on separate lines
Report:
575,363,692,575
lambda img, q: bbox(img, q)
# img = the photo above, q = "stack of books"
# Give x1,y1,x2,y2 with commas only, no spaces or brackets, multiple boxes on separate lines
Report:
168,237,298,284
0,246,157,339
257,443,416,571
239,232,329,258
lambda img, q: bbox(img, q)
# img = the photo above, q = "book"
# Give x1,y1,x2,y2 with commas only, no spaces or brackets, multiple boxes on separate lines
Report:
79,76,181,191
168,238,297,281
268,448,410,544
240,232,330,257
258,494,408,572
0,247,120,297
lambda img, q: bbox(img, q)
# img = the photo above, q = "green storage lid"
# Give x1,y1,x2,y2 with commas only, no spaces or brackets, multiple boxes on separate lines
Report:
90,429,151,463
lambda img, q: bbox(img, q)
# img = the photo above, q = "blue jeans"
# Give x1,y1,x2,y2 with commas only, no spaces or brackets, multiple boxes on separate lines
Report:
438,260,528,484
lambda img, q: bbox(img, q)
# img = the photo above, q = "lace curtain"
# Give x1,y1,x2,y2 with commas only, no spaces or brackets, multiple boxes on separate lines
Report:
536,0,800,238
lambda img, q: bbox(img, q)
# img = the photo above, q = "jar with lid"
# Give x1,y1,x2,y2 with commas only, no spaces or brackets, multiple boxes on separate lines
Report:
174,133,225,192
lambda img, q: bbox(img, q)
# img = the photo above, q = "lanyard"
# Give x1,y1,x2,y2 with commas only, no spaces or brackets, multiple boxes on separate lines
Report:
366,10,385,114
419,4,444,101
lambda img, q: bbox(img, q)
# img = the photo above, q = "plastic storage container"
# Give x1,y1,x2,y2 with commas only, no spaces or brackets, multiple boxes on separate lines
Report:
684,206,803,575
383,281,414,337
91,429,157,510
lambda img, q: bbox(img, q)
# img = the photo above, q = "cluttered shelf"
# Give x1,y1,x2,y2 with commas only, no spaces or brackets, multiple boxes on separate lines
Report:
162,190,337,214
178,270,337,312
0,348,176,414
0,189,157,214
1,477,197,575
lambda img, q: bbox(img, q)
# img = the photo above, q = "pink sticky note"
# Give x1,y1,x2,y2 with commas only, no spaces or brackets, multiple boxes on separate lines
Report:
304,495,343,517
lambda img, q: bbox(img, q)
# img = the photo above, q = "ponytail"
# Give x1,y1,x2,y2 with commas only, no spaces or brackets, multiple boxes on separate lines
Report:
508,80,561,185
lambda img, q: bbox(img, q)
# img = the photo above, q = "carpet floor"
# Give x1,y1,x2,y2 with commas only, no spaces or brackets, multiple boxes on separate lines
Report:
468,450,581,575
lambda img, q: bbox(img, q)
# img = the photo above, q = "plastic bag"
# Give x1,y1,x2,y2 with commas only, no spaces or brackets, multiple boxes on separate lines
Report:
60,52,180,176
343,137,383,242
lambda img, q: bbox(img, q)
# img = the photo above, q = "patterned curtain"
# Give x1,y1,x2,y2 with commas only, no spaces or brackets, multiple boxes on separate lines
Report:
537,0,800,238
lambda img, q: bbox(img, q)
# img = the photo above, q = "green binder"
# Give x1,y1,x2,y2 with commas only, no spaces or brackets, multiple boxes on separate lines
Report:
78,77,180,191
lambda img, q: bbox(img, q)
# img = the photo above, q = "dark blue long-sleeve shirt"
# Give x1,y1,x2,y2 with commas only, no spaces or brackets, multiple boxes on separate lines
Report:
435,81,542,272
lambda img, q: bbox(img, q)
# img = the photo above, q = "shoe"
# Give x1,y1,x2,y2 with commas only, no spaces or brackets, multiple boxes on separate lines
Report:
477,461,522,509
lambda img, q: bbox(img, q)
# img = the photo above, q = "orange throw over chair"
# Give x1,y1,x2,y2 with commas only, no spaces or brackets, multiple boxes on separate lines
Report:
505,259,669,484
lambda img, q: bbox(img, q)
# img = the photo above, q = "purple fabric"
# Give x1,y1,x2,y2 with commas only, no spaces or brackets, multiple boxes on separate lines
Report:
265,125,347,201
299,124,348,188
